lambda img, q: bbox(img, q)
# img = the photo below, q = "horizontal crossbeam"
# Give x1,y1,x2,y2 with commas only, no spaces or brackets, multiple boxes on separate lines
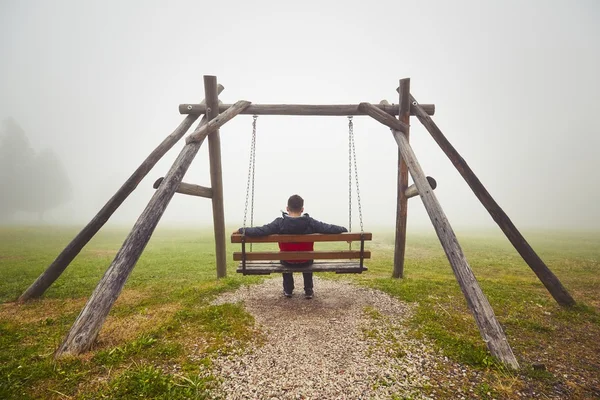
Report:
233,250,371,261
231,232,372,243
405,176,437,199
179,103,435,117
153,177,212,198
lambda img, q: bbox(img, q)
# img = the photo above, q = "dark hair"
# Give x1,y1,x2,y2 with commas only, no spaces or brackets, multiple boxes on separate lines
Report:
287,194,304,212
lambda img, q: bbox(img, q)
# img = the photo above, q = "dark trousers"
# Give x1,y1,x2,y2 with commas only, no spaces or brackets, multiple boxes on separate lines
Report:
281,261,313,293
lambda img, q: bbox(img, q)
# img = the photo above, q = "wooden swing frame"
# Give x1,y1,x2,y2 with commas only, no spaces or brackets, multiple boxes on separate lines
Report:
20,74,575,370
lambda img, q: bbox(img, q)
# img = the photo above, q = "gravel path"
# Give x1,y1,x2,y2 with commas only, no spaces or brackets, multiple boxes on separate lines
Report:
208,277,453,399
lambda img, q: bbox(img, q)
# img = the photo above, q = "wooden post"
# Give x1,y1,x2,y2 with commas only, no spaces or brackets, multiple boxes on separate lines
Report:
393,78,411,279
405,176,437,199
359,102,519,369
55,100,250,356
153,177,213,198
203,76,227,278
410,96,575,307
17,85,224,303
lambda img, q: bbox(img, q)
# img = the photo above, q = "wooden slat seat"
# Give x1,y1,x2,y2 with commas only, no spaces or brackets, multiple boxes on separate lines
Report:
231,232,372,275
236,261,369,275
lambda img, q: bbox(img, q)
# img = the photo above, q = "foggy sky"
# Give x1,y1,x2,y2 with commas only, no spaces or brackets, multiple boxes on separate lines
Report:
1,0,599,231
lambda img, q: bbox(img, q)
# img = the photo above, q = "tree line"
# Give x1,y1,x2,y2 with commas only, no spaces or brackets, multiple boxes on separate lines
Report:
0,118,71,223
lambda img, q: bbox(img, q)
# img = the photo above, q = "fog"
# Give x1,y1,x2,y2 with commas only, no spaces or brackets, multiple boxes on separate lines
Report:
1,0,599,231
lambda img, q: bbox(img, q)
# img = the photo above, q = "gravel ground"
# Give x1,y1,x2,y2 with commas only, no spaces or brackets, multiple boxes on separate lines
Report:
205,276,482,399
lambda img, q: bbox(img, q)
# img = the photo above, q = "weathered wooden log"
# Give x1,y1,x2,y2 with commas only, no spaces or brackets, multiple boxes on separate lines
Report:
355,102,409,134
17,85,224,303
204,76,227,278
186,101,251,144
405,176,437,199
409,95,575,307
179,103,435,117
393,78,411,279
55,100,251,356
152,177,212,198
360,101,519,369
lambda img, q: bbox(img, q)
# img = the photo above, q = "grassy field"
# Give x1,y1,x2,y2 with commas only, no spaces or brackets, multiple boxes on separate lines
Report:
0,226,599,399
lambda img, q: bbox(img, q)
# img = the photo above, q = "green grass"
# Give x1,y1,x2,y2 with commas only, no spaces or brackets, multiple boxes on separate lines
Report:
1,225,599,399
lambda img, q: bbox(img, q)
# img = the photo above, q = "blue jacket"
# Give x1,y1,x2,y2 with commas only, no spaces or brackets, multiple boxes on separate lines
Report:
238,213,347,236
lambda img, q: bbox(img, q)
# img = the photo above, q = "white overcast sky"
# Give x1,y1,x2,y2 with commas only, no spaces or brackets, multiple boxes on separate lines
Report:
1,0,599,230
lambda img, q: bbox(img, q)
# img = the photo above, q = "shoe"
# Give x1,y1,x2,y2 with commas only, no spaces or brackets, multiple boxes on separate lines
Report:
283,291,293,298
304,289,314,299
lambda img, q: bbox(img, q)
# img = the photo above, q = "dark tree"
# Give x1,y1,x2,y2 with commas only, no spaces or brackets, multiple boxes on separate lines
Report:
0,118,71,222
0,118,36,222
26,149,72,220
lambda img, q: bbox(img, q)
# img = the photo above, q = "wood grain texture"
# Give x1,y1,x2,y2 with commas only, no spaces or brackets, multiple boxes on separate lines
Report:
185,100,251,144
410,95,575,308
360,101,519,369
356,102,409,133
236,261,368,274
393,78,411,279
204,76,227,278
179,103,435,117
55,98,249,356
153,177,213,198
231,232,372,243
233,250,371,261
18,85,224,303
405,176,437,199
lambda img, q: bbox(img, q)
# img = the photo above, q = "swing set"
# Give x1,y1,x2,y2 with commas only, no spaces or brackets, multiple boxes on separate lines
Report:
231,115,372,275
18,75,575,370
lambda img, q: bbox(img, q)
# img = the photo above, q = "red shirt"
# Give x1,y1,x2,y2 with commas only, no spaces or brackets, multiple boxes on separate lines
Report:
279,241,314,264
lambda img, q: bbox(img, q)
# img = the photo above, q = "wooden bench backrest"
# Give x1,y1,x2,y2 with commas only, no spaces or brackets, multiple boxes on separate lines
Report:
231,232,372,244
232,232,372,262
233,250,371,261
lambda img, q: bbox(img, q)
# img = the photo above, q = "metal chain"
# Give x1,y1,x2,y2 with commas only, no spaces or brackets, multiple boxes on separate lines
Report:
242,115,258,236
250,116,258,231
348,117,353,236
349,117,364,233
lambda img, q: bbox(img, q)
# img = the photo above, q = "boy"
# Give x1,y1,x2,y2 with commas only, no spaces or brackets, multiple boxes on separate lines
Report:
235,195,347,299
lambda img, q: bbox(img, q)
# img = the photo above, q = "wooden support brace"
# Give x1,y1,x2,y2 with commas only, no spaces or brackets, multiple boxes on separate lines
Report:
186,100,251,144
153,177,212,198
55,98,251,357
359,101,519,370
409,95,575,307
356,103,409,134
179,103,435,117
18,85,224,302
405,176,437,199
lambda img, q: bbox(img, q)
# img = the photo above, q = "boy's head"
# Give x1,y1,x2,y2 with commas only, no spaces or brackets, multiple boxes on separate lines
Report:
287,194,304,214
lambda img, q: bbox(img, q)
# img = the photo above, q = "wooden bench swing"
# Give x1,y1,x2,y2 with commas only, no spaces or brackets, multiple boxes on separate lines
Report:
231,232,372,275
231,115,372,275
